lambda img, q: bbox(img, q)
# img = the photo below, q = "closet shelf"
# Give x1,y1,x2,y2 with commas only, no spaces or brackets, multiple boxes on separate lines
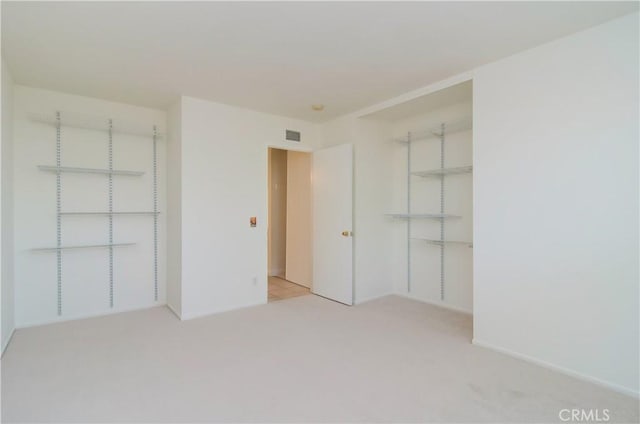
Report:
32,243,136,252
60,211,160,216
28,112,164,139
412,166,472,178
412,238,473,247
393,118,472,144
38,165,145,176
386,213,461,220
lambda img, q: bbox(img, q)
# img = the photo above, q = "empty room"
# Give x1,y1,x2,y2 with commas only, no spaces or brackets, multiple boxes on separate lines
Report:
1,2,638,423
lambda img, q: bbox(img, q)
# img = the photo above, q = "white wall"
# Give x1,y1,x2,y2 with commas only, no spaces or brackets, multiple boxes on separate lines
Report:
2,57,15,352
166,100,182,317
319,116,395,303
13,86,167,327
389,101,473,313
286,150,312,287
174,96,393,314
268,148,287,278
177,96,321,319
473,13,639,395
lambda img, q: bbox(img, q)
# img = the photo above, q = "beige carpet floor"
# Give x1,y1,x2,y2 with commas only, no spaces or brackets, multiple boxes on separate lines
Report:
1,295,638,423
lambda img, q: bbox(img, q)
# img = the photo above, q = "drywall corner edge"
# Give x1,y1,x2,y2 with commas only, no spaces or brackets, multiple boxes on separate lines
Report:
1,327,15,356
1,56,16,354
166,302,182,320
166,98,183,318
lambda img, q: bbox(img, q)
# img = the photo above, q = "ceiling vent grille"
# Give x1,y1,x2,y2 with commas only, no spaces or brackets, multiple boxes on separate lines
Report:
286,130,301,142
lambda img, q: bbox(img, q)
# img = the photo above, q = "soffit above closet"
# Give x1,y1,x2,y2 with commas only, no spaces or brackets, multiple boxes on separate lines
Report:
363,81,472,122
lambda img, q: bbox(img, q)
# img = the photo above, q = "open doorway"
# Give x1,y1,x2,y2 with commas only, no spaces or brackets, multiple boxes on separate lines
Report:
267,148,313,302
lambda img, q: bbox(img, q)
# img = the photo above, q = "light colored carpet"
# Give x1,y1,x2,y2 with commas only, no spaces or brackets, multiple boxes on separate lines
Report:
1,295,638,423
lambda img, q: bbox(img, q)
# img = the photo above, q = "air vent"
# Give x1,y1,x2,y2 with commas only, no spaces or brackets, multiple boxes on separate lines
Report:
286,130,301,142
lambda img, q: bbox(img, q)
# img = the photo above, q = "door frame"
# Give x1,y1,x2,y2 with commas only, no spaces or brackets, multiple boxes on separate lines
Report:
265,144,314,301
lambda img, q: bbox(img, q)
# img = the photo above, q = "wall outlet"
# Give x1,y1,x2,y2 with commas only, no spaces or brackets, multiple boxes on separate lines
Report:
252,277,257,285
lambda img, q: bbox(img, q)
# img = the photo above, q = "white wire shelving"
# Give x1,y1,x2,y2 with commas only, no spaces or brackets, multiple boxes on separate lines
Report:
412,166,472,178
59,211,160,216
28,112,164,139
392,117,472,144
38,165,144,176
33,111,161,315
411,238,473,247
387,118,474,299
385,213,461,219
32,243,136,252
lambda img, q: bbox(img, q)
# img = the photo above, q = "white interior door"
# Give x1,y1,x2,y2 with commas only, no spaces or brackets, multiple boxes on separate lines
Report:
313,143,353,305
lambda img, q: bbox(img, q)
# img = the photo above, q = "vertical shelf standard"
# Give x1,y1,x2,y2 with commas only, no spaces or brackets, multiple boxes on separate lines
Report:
406,131,412,292
56,112,62,315
153,126,158,302
108,119,114,308
439,123,445,300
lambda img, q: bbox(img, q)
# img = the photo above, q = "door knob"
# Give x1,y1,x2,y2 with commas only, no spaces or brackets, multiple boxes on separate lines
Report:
341,231,352,237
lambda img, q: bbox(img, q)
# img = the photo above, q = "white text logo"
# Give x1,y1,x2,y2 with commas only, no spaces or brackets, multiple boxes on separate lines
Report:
559,409,610,422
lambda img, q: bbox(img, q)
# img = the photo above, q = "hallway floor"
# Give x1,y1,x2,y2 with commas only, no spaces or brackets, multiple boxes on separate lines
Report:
268,276,310,302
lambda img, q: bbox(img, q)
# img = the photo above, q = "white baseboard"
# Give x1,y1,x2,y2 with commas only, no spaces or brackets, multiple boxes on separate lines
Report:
1,327,16,357
180,300,266,321
269,268,284,277
166,303,182,320
17,302,168,329
472,338,639,399
355,292,394,305
396,292,473,315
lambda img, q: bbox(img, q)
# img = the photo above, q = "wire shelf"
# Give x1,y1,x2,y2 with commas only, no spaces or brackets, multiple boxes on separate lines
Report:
38,165,144,176
386,213,461,219
412,238,473,247
412,166,472,178
60,212,160,216
32,243,136,252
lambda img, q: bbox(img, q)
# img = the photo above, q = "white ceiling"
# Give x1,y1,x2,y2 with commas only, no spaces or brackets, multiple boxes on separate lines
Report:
2,2,637,122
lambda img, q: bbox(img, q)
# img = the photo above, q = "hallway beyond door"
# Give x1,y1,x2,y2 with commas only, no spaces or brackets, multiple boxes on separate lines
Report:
268,276,310,302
